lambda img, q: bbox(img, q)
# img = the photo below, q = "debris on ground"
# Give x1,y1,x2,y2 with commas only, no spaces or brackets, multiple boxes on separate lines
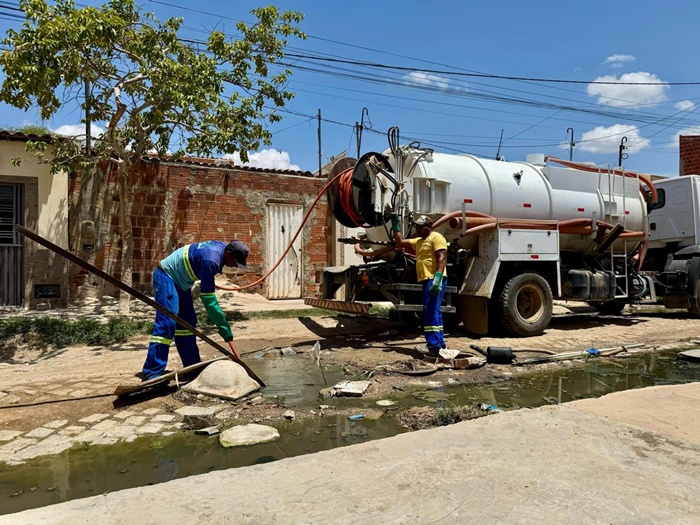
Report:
412,390,456,403
397,405,485,430
194,426,220,436
330,380,371,397
175,406,219,429
678,349,700,363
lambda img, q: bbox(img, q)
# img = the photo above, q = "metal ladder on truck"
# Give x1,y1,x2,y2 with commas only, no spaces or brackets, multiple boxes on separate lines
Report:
378,283,458,314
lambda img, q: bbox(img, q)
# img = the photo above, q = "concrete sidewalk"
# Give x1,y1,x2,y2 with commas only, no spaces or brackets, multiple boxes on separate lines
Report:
3,382,699,525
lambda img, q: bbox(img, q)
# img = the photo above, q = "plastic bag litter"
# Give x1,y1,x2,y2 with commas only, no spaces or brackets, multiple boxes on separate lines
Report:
312,341,321,367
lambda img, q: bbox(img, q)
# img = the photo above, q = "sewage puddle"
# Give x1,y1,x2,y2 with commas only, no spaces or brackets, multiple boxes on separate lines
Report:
1,349,698,515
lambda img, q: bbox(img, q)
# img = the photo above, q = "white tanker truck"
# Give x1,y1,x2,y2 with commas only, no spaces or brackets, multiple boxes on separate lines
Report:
305,131,700,336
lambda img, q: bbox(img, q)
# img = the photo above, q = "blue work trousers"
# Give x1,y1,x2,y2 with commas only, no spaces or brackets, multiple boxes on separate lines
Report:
142,268,201,380
422,276,447,352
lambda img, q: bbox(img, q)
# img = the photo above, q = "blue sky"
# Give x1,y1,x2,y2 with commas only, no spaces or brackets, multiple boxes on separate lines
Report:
2,0,700,176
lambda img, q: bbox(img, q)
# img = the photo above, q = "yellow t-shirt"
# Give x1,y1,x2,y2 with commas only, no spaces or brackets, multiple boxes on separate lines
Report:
409,231,448,282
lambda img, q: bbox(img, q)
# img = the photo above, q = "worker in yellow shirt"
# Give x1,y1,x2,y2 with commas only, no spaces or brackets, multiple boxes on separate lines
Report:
392,214,449,356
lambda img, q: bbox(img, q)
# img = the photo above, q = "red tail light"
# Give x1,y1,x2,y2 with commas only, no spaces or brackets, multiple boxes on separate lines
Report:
361,271,370,286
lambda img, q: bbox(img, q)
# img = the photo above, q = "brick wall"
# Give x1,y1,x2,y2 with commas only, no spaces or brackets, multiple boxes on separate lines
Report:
680,135,700,176
70,159,331,301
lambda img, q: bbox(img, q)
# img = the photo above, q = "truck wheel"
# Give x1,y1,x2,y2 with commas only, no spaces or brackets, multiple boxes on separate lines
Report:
688,281,700,317
592,301,625,315
498,273,553,337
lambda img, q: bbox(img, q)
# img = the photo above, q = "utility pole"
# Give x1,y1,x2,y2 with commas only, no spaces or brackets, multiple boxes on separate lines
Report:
495,129,504,160
317,108,322,176
618,136,628,167
355,107,369,158
84,77,91,156
566,127,575,161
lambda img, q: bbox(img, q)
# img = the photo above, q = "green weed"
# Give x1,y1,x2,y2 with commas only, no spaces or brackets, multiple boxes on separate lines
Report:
0,316,152,349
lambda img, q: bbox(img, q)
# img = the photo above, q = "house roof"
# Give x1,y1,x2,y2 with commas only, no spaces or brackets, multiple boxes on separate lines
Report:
0,131,317,177
143,153,317,178
0,130,56,143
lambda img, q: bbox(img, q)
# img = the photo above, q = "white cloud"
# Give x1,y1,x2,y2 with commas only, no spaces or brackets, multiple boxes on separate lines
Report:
53,123,105,138
223,149,300,170
579,124,650,154
586,71,668,108
671,125,700,148
675,100,695,111
403,71,464,92
604,54,636,68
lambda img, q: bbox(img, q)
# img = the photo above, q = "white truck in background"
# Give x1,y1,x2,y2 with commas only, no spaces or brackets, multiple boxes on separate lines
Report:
644,175,700,315
305,128,700,336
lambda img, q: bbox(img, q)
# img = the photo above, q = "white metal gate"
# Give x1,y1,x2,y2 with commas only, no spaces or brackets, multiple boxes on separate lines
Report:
266,203,303,299
0,183,24,306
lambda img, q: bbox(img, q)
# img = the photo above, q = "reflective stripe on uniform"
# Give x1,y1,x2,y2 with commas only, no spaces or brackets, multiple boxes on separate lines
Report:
182,245,197,281
174,329,192,337
423,325,443,333
150,336,173,345
200,292,216,297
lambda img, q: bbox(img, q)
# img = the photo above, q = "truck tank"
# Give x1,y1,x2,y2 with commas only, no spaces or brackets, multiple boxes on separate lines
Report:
327,148,649,256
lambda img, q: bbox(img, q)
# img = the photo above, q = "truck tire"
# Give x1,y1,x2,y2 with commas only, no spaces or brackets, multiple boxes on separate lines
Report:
688,281,700,317
497,273,553,337
591,301,625,315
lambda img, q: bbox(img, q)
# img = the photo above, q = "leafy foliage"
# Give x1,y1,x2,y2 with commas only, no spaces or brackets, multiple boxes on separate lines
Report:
0,0,305,312
0,0,305,168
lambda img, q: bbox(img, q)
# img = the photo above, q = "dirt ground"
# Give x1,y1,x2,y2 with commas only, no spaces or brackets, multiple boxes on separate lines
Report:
1,303,699,433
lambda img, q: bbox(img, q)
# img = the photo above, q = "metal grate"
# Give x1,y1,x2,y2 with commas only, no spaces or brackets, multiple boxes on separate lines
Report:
0,183,24,306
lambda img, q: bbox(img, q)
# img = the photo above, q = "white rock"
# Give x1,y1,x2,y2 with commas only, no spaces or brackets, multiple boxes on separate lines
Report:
183,360,260,401
219,424,280,448
376,400,396,407
283,410,295,420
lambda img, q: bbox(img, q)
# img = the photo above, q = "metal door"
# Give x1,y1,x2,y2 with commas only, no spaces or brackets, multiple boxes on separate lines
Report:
0,183,24,306
266,203,303,299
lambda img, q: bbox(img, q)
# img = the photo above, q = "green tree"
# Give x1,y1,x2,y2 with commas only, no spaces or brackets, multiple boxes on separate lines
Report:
0,0,304,312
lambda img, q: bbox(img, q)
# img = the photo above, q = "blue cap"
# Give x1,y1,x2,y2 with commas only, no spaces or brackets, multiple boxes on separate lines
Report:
226,240,249,270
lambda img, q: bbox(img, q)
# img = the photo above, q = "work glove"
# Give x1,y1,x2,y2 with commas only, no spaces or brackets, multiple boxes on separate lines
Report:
218,324,234,342
391,213,401,233
430,272,443,296
201,293,233,342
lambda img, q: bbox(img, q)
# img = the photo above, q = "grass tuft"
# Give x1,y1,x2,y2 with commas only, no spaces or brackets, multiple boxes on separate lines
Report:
0,317,153,349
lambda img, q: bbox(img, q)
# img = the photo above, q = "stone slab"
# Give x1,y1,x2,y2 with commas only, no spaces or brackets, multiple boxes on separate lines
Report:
219,424,280,448
332,380,370,397
678,349,700,363
25,427,54,439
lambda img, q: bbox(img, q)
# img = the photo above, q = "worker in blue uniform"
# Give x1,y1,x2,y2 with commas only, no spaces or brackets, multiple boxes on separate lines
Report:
141,239,250,380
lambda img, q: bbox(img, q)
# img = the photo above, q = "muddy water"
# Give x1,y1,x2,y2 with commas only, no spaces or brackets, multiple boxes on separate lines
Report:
2,350,699,515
